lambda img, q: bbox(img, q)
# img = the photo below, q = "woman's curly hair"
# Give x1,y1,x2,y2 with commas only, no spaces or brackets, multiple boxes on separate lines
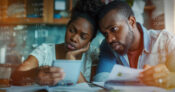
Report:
72,0,104,17
68,0,104,40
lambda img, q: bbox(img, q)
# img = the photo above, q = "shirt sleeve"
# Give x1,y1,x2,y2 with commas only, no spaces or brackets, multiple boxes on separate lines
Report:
164,31,175,71
94,40,116,82
96,40,116,73
30,43,54,66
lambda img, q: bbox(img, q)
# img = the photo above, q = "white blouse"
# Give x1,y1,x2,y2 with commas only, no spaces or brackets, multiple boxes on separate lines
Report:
30,43,94,81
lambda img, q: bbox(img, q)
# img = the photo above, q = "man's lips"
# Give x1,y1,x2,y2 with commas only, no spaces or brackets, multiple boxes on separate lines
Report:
111,42,121,50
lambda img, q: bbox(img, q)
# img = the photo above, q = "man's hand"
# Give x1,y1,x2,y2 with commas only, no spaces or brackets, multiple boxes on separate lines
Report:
66,42,90,60
36,66,65,86
139,64,175,88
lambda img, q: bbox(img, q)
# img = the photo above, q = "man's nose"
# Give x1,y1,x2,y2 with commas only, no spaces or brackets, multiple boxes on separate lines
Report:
107,33,116,43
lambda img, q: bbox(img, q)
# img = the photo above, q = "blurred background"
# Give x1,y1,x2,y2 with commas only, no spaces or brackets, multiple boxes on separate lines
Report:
0,0,174,83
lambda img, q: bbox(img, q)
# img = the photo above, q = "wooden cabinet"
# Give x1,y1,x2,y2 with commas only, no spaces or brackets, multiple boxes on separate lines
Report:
0,0,72,25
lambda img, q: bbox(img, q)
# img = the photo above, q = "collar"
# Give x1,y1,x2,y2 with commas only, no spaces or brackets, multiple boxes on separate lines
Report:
137,23,151,54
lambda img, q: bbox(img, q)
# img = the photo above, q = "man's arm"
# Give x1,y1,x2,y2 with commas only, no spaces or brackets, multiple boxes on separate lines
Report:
94,40,116,82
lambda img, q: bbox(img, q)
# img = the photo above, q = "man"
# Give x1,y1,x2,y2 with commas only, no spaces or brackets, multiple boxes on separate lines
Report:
94,0,175,88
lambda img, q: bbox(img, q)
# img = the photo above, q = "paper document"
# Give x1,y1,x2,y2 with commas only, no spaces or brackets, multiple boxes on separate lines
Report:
52,59,82,86
108,64,143,81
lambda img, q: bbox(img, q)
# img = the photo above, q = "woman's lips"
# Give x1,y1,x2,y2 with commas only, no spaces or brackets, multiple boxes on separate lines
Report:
67,43,76,50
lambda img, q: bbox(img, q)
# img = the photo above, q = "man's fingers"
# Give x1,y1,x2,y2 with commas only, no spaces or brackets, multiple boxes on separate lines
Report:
139,72,168,81
141,64,168,76
143,64,151,69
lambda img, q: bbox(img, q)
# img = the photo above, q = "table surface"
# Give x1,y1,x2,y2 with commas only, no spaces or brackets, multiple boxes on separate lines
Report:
0,82,175,92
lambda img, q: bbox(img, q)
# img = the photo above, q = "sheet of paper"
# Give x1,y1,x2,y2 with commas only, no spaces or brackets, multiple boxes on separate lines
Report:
52,60,82,86
48,83,101,92
108,64,143,81
7,85,48,92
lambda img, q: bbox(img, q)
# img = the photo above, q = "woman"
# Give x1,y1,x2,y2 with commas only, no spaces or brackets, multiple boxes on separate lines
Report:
11,0,102,86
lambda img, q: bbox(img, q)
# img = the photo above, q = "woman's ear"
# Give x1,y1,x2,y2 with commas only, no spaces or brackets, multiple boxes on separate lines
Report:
128,16,136,28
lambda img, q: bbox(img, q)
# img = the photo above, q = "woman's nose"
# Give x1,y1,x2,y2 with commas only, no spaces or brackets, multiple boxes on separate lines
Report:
70,34,78,43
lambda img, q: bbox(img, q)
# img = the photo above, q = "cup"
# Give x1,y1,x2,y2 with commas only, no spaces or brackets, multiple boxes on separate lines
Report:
0,66,11,87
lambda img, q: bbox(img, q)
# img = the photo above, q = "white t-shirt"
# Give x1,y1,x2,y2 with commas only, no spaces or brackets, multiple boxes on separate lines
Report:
30,43,94,81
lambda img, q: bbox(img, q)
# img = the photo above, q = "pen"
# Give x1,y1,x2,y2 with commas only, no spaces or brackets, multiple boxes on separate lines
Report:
87,82,109,91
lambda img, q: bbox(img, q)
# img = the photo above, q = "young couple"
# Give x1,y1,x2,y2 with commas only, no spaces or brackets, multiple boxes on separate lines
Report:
12,0,175,89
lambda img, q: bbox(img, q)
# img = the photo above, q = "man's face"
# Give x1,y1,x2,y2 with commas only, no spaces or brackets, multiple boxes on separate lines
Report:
99,10,134,55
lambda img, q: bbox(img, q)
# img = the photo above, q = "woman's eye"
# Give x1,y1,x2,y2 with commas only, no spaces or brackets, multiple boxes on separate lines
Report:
110,27,119,32
69,29,76,33
81,34,87,40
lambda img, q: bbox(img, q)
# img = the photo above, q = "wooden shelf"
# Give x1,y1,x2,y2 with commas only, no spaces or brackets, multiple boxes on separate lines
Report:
0,17,70,25
0,18,43,25
0,0,72,25
54,18,70,25
144,5,155,11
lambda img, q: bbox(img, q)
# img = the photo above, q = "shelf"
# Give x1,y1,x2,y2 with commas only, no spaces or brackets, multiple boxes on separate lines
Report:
144,5,155,11
54,18,70,25
0,17,70,25
0,18,43,25
0,0,72,25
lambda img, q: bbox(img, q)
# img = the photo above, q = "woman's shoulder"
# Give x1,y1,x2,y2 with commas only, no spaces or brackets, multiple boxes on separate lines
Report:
31,43,57,55
37,43,64,49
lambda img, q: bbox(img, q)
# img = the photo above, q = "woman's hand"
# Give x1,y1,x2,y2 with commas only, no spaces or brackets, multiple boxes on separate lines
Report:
36,66,65,86
138,64,175,88
66,42,90,60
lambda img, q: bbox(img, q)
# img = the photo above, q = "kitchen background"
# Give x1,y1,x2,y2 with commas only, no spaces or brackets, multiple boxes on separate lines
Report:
0,0,174,67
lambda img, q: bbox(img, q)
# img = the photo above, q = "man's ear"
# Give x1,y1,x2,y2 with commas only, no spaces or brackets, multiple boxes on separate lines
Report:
128,16,136,28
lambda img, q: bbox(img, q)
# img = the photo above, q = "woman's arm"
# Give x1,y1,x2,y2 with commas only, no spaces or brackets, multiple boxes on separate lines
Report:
11,55,39,85
77,72,87,83
11,55,65,86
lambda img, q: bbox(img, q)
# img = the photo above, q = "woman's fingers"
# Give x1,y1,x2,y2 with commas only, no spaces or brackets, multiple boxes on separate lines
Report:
69,42,90,55
66,42,90,60
37,66,65,85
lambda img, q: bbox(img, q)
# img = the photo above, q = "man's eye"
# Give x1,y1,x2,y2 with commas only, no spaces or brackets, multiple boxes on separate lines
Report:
110,27,119,32
104,32,108,37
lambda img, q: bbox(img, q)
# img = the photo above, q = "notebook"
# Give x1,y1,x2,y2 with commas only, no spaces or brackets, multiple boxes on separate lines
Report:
52,59,83,86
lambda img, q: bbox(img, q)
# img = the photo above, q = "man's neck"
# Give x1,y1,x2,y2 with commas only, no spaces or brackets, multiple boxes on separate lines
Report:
129,24,142,51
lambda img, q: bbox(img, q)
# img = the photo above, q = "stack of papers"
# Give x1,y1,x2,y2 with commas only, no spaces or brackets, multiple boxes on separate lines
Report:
108,64,143,81
104,64,144,88
103,64,171,92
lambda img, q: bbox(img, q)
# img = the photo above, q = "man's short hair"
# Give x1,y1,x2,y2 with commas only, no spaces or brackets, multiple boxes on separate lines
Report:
98,0,134,22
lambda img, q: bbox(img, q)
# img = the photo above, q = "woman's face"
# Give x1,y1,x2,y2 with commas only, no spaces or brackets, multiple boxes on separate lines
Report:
65,17,94,51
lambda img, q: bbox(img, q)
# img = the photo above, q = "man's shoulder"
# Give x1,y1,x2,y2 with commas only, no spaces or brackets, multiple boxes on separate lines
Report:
100,39,109,49
148,29,175,41
147,29,175,52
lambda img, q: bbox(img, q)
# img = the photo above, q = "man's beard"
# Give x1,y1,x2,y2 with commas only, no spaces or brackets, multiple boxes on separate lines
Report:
115,29,134,55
